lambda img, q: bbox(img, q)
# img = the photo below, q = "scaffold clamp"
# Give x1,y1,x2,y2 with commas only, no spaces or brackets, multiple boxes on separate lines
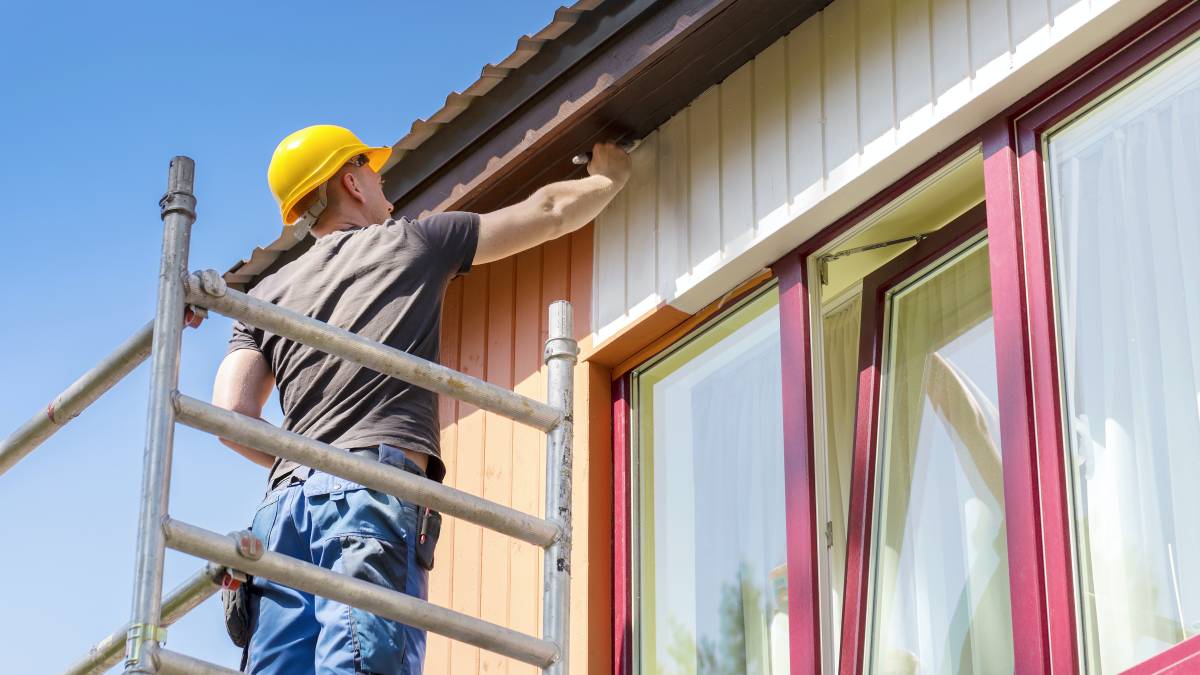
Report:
124,622,168,665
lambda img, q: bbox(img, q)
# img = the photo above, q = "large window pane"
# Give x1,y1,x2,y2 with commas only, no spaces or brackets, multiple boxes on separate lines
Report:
634,288,788,675
1045,37,1200,674
867,242,1013,675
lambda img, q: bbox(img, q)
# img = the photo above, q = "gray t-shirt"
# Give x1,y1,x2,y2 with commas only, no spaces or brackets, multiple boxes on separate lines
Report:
227,212,479,486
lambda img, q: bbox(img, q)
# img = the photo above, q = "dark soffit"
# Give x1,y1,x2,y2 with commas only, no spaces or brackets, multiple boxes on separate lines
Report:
386,0,832,219
228,0,830,290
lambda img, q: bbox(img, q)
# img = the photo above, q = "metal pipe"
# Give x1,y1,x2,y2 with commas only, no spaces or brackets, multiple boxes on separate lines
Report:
173,394,560,547
163,518,559,668
542,301,577,675
63,565,223,675
0,321,153,478
154,649,241,675
183,270,562,431
124,157,197,674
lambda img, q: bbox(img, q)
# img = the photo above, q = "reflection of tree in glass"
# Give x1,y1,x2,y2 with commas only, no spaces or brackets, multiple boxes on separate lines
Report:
663,563,780,675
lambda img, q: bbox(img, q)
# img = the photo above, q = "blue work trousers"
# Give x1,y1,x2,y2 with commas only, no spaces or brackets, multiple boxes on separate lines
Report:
245,460,428,674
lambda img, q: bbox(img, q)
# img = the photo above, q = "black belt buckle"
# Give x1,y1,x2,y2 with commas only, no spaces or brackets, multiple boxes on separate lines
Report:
415,507,441,571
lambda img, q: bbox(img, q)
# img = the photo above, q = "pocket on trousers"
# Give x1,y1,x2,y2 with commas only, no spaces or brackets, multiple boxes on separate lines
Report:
250,491,284,543
338,534,408,593
302,471,367,498
337,534,411,672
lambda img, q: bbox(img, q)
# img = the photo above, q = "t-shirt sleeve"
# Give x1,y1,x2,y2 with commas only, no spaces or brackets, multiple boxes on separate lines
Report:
409,211,480,277
227,320,262,356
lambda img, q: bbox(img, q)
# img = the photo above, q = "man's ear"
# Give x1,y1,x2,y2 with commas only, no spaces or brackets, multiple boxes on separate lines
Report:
340,172,365,204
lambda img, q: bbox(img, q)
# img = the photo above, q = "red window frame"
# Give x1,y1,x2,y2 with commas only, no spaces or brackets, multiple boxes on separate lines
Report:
611,3,1200,674
837,205,990,675
613,377,632,675
985,3,1200,673
1121,635,1200,675
768,136,982,675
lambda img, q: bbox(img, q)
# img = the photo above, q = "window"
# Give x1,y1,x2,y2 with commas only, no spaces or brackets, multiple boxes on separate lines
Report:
859,233,1011,675
807,152,988,674
632,288,789,674
1043,36,1200,674
819,203,1013,675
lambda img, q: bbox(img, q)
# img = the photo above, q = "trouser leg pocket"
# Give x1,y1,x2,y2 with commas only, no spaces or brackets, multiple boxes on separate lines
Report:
336,534,411,673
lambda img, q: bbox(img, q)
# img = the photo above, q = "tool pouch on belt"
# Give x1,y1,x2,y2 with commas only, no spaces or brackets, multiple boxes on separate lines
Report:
221,570,254,648
416,507,442,571
221,530,264,650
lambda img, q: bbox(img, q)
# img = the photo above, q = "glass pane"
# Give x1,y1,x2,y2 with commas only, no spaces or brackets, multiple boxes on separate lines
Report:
1045,37,1200,674
866,242,1014,675
822,294,862,666
635,289,788,675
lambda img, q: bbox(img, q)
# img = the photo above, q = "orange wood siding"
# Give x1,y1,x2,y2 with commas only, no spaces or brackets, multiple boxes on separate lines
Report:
428,225,611,675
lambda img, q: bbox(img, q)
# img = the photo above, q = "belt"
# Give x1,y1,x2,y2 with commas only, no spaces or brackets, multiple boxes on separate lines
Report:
272,446,426,490
347,446,428,478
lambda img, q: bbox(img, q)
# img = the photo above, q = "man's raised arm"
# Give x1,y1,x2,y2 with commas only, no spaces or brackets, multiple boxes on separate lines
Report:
473,142,631,265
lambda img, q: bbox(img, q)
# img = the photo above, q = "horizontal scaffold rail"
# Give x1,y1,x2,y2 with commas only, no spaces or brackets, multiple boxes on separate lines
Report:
0,321,153,479
173,394,560,548
154,649,241,675
163,518,560,668
183,270,562,432
63,564,222,675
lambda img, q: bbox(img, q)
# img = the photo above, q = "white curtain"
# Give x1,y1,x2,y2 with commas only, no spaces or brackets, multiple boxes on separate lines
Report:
821,294,862,664
867,243,1013,675
1046,40,1200,674
641,300,789,675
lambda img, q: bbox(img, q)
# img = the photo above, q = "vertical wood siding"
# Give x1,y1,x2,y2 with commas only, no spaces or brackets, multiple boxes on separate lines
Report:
428,226,606,675
593,0,1157,341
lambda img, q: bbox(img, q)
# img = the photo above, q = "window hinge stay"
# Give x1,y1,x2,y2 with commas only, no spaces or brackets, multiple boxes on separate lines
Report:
816,232,931,285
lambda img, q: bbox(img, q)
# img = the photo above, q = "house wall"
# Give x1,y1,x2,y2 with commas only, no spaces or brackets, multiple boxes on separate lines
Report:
430,225,612,675
593,0,1165,343
429,1,1175,671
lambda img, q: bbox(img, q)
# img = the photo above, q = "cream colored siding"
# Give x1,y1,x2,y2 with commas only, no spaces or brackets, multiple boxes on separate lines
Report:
593,0,1162,341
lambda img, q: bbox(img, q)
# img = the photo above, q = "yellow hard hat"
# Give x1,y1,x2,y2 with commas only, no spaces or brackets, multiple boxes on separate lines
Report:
268,125,392,226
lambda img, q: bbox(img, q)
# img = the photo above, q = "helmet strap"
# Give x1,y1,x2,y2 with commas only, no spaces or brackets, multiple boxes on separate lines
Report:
290,181,329,241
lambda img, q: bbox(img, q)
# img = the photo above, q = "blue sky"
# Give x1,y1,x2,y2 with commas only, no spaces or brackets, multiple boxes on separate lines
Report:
0,2,559,671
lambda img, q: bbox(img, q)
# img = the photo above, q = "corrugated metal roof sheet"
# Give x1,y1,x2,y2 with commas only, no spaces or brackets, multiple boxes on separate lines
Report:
224,0,605,289
384,1,604,170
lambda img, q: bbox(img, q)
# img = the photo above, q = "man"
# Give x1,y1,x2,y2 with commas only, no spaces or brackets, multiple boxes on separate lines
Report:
211,124,630,674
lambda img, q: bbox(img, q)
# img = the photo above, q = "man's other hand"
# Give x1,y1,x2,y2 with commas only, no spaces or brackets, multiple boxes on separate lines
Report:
184,306,205,329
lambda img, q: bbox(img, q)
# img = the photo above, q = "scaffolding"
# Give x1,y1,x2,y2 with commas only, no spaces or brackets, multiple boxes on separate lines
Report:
0,157,577,674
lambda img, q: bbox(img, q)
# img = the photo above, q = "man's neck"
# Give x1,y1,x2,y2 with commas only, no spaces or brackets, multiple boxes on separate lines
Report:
311,212,369,238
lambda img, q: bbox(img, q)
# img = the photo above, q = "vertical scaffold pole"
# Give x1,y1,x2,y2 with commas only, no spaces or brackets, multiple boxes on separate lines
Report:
542,300,577,674
124,157,197,674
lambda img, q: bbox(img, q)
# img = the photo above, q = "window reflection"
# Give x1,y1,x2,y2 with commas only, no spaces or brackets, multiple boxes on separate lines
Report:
1046,38,1200,673
867,242,1013,674
635,290,789,674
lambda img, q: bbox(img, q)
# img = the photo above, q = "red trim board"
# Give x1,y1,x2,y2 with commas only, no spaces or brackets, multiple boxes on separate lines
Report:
773,254,824,675
611,377,632,675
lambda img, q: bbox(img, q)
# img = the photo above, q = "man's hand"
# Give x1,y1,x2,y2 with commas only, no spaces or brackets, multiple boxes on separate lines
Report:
475,143,632,264
183,306,205,329
586,142,632,186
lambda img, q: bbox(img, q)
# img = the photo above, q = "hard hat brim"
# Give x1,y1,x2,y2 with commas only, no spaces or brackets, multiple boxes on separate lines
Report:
364,146,391,174
281,145,393,226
